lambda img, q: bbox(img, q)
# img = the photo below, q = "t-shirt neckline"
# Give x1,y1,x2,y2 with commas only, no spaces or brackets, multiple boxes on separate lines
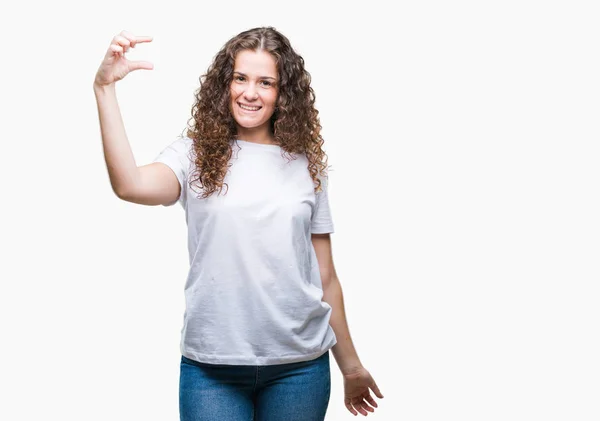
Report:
234,139,282,150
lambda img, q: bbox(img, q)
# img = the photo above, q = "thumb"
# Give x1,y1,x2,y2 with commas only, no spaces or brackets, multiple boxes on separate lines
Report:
371,382,384,399
129,61,154,71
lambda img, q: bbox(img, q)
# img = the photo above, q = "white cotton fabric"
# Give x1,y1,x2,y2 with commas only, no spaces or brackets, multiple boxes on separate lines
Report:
152,136,336,365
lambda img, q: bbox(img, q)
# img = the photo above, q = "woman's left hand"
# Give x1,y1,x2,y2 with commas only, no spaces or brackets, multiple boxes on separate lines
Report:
343,366,384,416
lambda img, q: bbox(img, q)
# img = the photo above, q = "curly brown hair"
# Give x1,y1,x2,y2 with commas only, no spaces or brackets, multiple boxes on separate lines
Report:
182,26,330,199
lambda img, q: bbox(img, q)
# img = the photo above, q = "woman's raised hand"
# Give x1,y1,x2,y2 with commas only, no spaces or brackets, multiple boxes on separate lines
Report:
94,30,154,87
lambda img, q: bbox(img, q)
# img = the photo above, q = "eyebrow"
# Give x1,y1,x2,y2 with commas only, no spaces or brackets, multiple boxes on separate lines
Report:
233,71,277,81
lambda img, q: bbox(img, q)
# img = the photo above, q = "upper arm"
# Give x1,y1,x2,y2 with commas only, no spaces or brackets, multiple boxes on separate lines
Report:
311,233,338,288
119,162,181,206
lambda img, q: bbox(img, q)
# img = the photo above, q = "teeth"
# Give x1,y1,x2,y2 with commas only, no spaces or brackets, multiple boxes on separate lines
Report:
239,103,260,111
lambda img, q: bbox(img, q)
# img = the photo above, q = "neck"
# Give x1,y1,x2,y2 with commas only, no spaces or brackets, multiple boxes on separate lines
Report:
235,126,275,145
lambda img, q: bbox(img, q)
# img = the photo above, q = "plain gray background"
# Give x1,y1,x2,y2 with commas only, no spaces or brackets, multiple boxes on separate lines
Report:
0,0,598,419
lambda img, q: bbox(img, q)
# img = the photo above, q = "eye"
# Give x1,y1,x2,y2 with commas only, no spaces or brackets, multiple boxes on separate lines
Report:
261,80,272,87
234,75,245,82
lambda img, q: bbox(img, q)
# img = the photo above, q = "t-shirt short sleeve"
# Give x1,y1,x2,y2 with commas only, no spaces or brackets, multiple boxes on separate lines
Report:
311,175,335,234
152,136,192,208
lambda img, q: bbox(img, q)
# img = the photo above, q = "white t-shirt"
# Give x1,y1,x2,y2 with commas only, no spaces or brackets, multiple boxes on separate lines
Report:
153,136,337,365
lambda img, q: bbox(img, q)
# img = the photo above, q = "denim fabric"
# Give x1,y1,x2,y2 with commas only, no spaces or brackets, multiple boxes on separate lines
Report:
179,350,331,421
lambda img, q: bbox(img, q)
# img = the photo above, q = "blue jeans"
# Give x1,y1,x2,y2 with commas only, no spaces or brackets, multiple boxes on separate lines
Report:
179,350,331,421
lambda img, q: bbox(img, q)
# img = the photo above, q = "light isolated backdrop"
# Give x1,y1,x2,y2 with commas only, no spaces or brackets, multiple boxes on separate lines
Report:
0,0,598,420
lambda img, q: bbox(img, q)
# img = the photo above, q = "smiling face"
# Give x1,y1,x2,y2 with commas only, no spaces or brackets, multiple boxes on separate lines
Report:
229,49,279,143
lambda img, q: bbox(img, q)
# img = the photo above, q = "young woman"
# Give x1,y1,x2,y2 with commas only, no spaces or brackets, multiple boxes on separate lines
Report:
94,27,383,420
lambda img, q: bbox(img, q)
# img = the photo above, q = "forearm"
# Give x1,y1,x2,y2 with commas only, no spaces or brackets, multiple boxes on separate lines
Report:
322,277,363,374
93,83,139,197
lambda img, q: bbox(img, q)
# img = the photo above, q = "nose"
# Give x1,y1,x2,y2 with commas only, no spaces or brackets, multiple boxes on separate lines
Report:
243,83,259,101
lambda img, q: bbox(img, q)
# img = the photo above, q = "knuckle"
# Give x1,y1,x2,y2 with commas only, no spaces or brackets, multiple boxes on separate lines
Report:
114,35,130,45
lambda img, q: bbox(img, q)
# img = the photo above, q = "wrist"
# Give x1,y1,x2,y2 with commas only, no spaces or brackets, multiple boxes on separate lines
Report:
93,81,115,95
338,359,364,376
341,364,365,376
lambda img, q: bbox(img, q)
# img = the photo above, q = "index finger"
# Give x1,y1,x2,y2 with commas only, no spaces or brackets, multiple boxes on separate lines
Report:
131,35,153,47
